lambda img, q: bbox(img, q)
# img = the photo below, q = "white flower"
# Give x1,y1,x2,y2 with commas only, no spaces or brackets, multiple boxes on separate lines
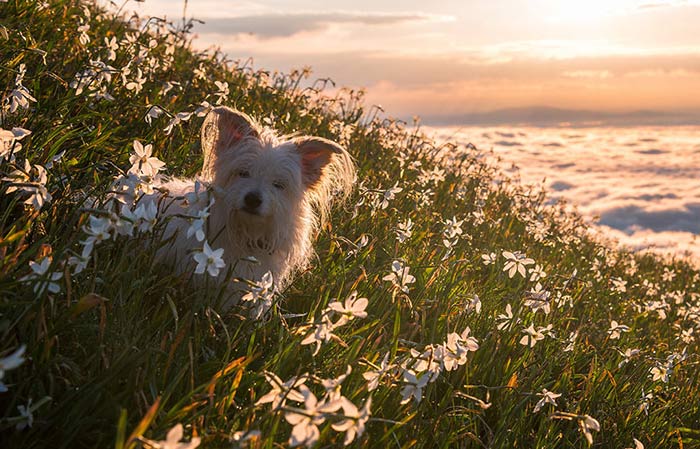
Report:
0,127,31,160
241,272,275,319
141,423,201,449
300,315,337,356
396,218,413,243
115,206,136,236
21,257,62,295
533,388,561,413
145,105,164,125
466,294,481,314
399,369,430,404
284,385,341,448
331,396,372,445
129,140,165,177
193,241,225,277
617,348,640,367
650,365,669,383
442,216,464,239
68,254,90,275
0,345,26,393
443,327,479,371
327,291,368,326
81,215,112,253
611,277,627,293
133,201,158,233
164,111,192,135
320,366,352,402
194,63,208,80
362,353,394,392
183,180,209,206
346,234,369,258
241,271,274,302
639,391,653,415
378,183,402,209
496,304,514,330
502,251,535,279
8,85,36,113
2,160,52,211
255,371,307,410
194,101,212,117
563,331,578,352
104,36,118,61
410,346,442,382
186,208,209,242
529,264,547,282
608,320,630,340
16,398,34,430
523,283,551,314
125,68,146,93
213,81,229,104
77,23,90,45
662,267,676,282
481,252,496,266
680,327,695,344
382,260,416,294
519,324,545,347
579,414,600,445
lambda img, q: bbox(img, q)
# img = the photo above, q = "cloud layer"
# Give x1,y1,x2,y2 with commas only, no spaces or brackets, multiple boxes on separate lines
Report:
429,125,700,260
197,12,449,38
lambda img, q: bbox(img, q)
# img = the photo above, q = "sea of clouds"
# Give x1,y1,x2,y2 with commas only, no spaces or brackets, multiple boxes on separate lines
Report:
428,125,700,261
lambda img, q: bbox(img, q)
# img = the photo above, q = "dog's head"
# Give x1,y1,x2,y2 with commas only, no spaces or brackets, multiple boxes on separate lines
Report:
200,106,355,253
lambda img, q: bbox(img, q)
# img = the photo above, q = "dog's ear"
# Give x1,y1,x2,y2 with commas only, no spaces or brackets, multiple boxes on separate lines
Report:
293,136,356,224
201,106,259,180
293,137,348,190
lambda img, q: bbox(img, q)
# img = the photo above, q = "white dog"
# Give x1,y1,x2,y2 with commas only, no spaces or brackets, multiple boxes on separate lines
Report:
151,106,355,292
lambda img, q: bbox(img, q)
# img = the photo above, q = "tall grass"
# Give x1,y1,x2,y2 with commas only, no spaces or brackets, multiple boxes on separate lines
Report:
1,1,699,448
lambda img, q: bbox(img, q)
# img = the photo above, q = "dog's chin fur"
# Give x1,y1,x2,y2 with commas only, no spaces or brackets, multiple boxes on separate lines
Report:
147,107,355,304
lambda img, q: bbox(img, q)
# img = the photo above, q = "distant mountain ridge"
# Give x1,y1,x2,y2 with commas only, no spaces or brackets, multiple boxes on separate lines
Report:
420,106,700,127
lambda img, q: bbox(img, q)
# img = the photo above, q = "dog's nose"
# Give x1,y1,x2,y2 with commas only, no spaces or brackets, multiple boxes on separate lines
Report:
243,191,262,213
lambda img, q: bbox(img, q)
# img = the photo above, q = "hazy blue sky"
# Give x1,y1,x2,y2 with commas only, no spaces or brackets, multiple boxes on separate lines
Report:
126,0,700,123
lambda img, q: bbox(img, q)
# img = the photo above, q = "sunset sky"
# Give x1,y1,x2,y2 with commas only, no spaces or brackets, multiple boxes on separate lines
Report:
128,0,700,124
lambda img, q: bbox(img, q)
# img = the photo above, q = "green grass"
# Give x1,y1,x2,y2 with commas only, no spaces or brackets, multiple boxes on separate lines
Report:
1,1,699,448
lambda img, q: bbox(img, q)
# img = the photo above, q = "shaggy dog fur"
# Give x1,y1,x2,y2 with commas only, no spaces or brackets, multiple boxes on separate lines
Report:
150,106,355,291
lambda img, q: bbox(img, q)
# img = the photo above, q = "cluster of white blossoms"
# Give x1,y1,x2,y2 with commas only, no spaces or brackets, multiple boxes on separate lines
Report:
0,126,31,161
62,140,223,283
4,63,36,114
373,182,403,210
361,327,480,406
255,369,371,448
298,291,369,355
1,64,56,212
382,260,416,295
240,271,276,320
442,215,465,258
2,157,53,211
64,6,222,138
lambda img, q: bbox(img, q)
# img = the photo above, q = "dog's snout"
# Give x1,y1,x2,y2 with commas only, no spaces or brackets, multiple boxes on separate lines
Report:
243,191,262,213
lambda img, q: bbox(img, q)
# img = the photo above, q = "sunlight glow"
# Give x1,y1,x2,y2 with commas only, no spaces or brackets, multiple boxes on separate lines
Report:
544,0,641,23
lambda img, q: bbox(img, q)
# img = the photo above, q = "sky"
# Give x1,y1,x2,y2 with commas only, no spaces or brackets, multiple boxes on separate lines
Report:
124,0,700,124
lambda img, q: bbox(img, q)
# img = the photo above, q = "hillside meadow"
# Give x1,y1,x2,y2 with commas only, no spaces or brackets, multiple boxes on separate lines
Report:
1,1,699,448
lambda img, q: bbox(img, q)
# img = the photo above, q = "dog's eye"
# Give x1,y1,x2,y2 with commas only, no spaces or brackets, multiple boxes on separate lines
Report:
237,170,250,178
273,181,286,190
